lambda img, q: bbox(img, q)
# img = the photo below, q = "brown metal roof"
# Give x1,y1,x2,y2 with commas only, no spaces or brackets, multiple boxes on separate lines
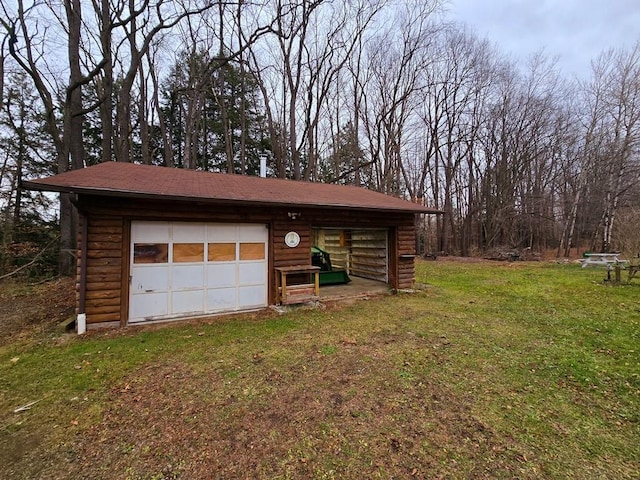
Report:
22,162,440,214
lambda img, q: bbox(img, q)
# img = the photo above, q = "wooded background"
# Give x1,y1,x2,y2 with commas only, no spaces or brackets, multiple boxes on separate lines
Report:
1,0,640,276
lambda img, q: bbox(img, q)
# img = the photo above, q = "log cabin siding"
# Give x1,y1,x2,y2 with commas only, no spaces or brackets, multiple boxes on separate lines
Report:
75,195,420,326
82,216,124,324
397,224,417,289
272,220,312,268
397,258,415,290
397,224,417,255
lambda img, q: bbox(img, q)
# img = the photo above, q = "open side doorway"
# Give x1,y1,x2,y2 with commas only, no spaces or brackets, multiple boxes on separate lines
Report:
311,228,390,299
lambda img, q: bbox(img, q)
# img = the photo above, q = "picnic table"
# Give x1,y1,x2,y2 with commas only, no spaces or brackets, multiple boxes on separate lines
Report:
627,257,640,282
581,253,628,281
581,253,625,268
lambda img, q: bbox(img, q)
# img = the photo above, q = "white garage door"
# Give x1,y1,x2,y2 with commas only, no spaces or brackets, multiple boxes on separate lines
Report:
129,221,268,323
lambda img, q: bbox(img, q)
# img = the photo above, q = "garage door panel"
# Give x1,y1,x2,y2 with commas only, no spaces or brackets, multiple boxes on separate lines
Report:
207,263,236,287
172,290,204,314
207,287,237,311
239,224,268,241
207,224,237,242
130,292,168,321
238,262,266,285
133,243,169,264
172,222,205,242
132,221,170,242
238,285,266,308
172,264,204,290
131,266,169,293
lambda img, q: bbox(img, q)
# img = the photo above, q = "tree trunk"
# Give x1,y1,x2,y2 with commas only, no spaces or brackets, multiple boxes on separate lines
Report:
98,0,113,163
59,0,85,276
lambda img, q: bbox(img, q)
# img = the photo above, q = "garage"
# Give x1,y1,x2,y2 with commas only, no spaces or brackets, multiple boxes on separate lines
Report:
129,221,268,323
22,162,440,330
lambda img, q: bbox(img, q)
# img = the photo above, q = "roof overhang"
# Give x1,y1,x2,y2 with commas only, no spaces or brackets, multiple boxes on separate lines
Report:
22,181,440,214
21,163,443,215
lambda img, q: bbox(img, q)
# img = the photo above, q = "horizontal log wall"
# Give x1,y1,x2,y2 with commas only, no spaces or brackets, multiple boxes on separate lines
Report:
397,224,417,255
271,220,314,300
272,220,312,268
397,224,416,289
76,215,124,324
349,230,388,282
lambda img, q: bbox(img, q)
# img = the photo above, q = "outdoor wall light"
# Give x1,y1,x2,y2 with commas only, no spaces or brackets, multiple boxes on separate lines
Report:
287,212,301,220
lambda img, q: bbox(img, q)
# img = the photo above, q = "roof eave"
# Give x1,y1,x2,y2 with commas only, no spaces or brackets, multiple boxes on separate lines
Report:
21,181,441,215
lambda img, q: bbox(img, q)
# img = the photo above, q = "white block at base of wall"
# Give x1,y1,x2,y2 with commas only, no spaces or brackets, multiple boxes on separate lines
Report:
77,313,86,335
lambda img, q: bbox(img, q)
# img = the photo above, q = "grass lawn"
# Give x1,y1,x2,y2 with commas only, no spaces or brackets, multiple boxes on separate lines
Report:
0,260,638,479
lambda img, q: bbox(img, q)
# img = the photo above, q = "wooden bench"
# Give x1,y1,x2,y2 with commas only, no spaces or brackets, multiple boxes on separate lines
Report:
275,265,320,305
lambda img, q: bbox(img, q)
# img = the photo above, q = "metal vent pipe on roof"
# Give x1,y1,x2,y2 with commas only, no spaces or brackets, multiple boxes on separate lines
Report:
259,155,267,178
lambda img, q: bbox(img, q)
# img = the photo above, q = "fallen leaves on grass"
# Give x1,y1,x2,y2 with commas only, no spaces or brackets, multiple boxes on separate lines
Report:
0,277,75,345
65,337,534,480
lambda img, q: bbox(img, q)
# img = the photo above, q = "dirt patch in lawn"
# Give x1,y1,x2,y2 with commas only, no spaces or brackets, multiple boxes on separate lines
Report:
0,277,75,346
64,336,533,479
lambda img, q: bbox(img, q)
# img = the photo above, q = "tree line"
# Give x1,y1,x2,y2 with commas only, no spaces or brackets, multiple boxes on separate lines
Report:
1,0,639,276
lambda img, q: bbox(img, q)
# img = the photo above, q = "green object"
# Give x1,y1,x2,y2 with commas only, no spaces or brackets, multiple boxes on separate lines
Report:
311,245,351,285
318,269,351,285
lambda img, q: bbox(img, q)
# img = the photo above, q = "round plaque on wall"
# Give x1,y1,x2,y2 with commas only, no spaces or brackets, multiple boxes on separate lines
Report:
284,231,301,248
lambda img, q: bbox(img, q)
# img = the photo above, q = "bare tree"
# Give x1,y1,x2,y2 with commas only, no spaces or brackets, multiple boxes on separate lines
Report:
0,30,6,106
557,68,606,257
300,0,384,181
359,1,440,194
413,25,493,254
95,0,114,163
612,205,640,257
111,2,217,163
598,44,640,252
563,44,640,254
246,0,391,180
0,71,55,272
1,0,106,274
153,0,281,171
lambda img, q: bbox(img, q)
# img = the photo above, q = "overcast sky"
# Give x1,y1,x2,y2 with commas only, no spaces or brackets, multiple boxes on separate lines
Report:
446,0,640,79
